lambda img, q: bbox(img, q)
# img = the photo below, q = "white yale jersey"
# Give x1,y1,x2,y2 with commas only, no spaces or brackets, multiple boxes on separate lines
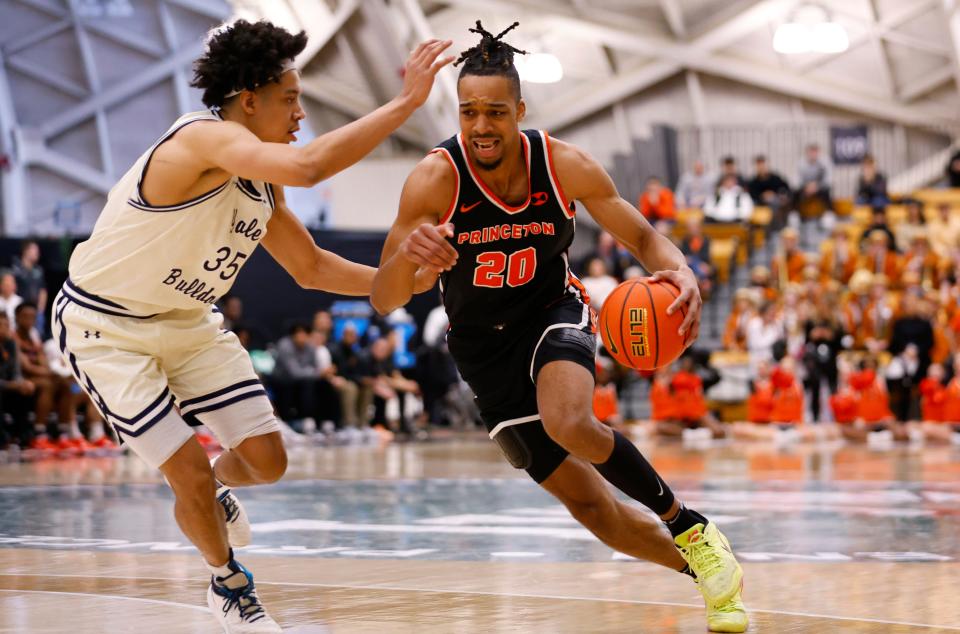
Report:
67,110,273,317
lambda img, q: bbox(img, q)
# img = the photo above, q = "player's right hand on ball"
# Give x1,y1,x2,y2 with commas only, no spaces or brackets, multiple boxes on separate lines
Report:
401,223,458,273
398,39,455,108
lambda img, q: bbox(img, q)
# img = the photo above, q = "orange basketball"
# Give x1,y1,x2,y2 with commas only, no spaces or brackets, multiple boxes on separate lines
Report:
598,278,690,371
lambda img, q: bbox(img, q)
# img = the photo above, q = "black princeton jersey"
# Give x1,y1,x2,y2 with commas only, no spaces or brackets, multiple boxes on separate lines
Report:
433,129,587,328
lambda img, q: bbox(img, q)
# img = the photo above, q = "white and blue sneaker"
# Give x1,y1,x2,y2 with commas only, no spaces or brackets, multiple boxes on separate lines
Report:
207,559,281,633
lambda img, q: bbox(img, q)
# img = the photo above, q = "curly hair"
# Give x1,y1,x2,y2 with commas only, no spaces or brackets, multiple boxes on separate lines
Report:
454,21,527,101
191,20,308,108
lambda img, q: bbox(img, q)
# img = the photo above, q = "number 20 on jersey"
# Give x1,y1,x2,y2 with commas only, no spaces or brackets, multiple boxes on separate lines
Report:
473,247,537,288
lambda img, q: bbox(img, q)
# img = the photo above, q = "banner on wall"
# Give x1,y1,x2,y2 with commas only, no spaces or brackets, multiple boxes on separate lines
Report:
830,125,868,165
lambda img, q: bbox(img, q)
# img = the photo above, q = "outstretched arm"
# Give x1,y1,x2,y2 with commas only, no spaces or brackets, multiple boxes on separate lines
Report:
371,153,459,315
551,138,701,339
262,185,375,295
182,40,454,187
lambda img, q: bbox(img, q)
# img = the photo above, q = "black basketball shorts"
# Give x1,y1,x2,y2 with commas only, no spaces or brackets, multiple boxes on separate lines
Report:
446,296,597,483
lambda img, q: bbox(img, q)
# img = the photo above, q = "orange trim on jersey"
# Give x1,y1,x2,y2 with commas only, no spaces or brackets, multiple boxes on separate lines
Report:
430,148,460,225
456,133,531,214
567,272,591,305
543,131,575,219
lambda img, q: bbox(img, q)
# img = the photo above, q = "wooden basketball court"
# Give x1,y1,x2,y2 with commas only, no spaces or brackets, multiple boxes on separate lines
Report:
0,436,958,632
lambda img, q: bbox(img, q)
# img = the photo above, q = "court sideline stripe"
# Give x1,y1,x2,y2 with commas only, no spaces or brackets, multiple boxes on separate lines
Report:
1,573,957,630
0,588,209,612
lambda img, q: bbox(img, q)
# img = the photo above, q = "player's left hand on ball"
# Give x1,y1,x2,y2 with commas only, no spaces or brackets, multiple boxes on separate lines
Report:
401,222,458,273
651,267,702,341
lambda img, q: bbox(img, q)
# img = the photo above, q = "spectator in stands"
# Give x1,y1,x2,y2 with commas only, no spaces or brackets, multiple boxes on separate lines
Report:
720,155,746,188
638,175,676,230
845,356,903,441
819,226,857,284
865,273,895,353
584,231,632,280
769,357,805,425
946,149,960,188
858,230,901,286
311,327,347,427
651,356,725,438
771,227,806,287
902,234,941,290
679,216,713,299
273,323,324,426
803,299,846,421
0,272,22,324
894,199,927,253
360,336,420,434
581,257,619,311
746,359,774,424
12,240,46,320
919,362,946,424
676,159,715,209
0,312,34,449
592,358,623,431
14,302,70,442
748,265,777,302
794,143,832,214
723,288,757,351
747,155,790,212
889,296,934,384
219,295,243,331
312,310,333,340
746,300,785,371
886,343,922,422
704,173,753,223
929,202,960,258
330,323,367,429
860,206,898,252
855,155,888,207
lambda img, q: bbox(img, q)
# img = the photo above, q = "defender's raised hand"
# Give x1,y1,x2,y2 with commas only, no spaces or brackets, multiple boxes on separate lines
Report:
399,39,455,108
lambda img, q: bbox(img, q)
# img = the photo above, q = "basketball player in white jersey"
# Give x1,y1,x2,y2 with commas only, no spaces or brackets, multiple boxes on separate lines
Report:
52,20,452,633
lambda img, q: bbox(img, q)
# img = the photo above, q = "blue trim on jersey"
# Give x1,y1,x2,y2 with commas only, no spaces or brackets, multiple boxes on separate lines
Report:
65,278,126,309
236,178,263,202
179,378,263,410
53,294,175,440
265,183,276,211
61,284,158,319
128,178,230,213
182,389,268,426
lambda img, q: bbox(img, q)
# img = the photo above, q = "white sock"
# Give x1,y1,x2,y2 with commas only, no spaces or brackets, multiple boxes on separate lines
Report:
210,455,228,494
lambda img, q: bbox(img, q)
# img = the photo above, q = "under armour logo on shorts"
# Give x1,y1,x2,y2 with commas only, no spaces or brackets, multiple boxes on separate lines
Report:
84,330,101,339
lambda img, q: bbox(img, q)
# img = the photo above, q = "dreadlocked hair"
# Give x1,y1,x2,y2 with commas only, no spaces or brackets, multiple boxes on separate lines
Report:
454,21,527,101
191,20,307,108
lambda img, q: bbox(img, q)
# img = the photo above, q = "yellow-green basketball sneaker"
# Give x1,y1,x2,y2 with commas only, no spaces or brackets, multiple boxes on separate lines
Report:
674,522,743,607
703,586,749,633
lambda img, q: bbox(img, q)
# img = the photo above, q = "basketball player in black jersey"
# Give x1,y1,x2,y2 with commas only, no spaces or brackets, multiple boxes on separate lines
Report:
372,23,747,632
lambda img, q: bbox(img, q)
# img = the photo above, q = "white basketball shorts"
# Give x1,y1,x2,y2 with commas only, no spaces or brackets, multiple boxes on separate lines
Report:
51,280,279,468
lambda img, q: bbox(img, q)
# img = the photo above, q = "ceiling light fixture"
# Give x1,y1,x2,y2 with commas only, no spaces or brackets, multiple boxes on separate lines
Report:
515,52,564,84
773,3,849,55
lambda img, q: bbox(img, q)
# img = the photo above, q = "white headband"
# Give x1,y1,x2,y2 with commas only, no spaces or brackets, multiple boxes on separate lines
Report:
223,60,297,99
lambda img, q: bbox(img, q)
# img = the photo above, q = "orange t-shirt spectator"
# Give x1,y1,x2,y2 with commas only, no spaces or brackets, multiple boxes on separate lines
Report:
849,367,893,423
919,376,945,422
770,366,803,423
593,384,619,424
747,377,774,423
638,176,676,222
650,371,678,421
670,370,707,420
